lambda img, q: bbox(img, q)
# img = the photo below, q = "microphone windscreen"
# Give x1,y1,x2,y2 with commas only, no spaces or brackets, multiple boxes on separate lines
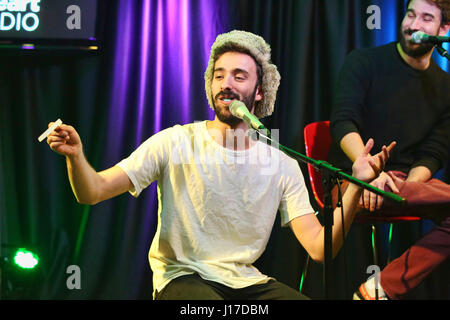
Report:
229,100,246,118
411,31,425,43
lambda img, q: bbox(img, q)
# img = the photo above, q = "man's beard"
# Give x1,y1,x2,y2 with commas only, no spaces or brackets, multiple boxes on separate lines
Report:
399,27,436,58
212,86,258,126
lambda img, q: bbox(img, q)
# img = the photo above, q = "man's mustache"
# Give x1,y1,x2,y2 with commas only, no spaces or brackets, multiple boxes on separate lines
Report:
404,28,417,36
215,90,240,101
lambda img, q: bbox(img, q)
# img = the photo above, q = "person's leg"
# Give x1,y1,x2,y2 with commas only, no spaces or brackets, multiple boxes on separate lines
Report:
155,274,226,300
380,216,450,299
333,173,450,299
240,280,310,300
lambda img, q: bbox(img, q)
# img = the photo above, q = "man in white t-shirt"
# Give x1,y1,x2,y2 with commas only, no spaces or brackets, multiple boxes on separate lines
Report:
46,30,395,299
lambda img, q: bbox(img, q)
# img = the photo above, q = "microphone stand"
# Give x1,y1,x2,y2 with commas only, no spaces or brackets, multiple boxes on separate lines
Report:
436,45,450,60
252,129,407,299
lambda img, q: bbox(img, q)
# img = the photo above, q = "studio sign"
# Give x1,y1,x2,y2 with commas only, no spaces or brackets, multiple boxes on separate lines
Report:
0,0,41,32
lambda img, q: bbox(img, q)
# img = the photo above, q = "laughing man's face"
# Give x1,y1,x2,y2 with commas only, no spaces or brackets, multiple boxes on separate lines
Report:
211,51,262,126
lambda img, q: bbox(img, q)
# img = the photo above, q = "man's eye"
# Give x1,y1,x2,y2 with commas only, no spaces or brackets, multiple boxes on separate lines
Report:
215,75,223,80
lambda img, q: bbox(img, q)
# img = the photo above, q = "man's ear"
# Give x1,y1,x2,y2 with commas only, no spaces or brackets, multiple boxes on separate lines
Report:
438,22,450,36
255,85,263,102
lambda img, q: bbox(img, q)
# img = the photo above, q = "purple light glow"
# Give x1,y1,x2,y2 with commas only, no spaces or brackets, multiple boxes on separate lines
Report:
181,0,191,124
108,0,229,149
153,0,163,134
200,0,228,120
136,0,151,145
108,0,133,160
21,44,35,50
165,0,191,124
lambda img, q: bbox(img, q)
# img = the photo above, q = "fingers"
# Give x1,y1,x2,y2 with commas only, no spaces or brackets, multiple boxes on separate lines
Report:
378,141,396,159
368,157,382,175
360,171,401,211
361,138,375,157
387,171,403,183
48,129,69,139
46,123,76,140
385,174,400,193
373,193,383,211
361,189,384,211
362,185,384,211
375,145,389,171
47,132,70,145
47,134,70,152
376,152,386,172
47,125,69,142
376,194,384,210
360,172,387,211
48,141,66,151
48,122,74,133
352,139,395,186
373,141,395,172
361,190,379,211
386,141,397,153
46,123,78,151
362,190,369,209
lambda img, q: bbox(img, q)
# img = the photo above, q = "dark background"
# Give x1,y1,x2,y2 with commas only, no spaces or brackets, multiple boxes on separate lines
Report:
0,0,98,40
1,0,449,300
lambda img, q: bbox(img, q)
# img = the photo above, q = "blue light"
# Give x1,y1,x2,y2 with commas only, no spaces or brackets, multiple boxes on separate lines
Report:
434,40,450,72
372,0,402,46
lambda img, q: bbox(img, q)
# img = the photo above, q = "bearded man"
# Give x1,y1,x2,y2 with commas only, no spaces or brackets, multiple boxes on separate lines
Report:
328,0,450,300
46,30,393,300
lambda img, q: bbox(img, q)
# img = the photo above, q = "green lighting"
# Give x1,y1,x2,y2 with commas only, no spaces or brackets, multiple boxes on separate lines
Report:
13,249,39,269
388,223,394,244
299,273,305,292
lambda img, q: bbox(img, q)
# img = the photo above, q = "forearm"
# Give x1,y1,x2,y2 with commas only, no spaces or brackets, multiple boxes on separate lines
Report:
407,165,432,182
340,132,367,162
314,183,362,260
66,153,102,205
330,183,362,257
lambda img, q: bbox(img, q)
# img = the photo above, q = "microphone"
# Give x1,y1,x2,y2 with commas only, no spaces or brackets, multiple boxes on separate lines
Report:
229,100,270,137
411,31,450,44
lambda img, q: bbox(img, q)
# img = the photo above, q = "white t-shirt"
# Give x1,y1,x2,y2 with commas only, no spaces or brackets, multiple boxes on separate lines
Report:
116,121,314,296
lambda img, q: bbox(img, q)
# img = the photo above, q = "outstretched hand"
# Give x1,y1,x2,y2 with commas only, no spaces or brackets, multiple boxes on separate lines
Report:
47,123,83,158
351,139,396,183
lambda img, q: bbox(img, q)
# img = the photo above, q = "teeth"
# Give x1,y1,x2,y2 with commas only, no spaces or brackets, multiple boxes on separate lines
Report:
223,99,231,102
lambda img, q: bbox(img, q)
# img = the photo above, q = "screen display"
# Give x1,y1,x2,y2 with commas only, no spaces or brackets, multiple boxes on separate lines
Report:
0,0,98,41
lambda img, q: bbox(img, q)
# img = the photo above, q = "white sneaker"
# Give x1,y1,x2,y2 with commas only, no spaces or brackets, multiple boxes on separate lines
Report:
353,276,388,300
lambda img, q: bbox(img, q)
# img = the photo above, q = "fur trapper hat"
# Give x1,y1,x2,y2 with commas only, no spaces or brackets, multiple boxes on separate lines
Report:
204,30,280,118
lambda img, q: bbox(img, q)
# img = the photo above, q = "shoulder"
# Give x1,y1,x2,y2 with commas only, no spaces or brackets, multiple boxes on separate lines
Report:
344,42,395,67
128,122,203,157
174,121,206,138
146,121,205,143
426,60,450,102
429,59,450,81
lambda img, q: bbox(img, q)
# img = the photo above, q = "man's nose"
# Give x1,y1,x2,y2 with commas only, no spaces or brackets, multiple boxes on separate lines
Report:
410,17,422,31
221,75,233,91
